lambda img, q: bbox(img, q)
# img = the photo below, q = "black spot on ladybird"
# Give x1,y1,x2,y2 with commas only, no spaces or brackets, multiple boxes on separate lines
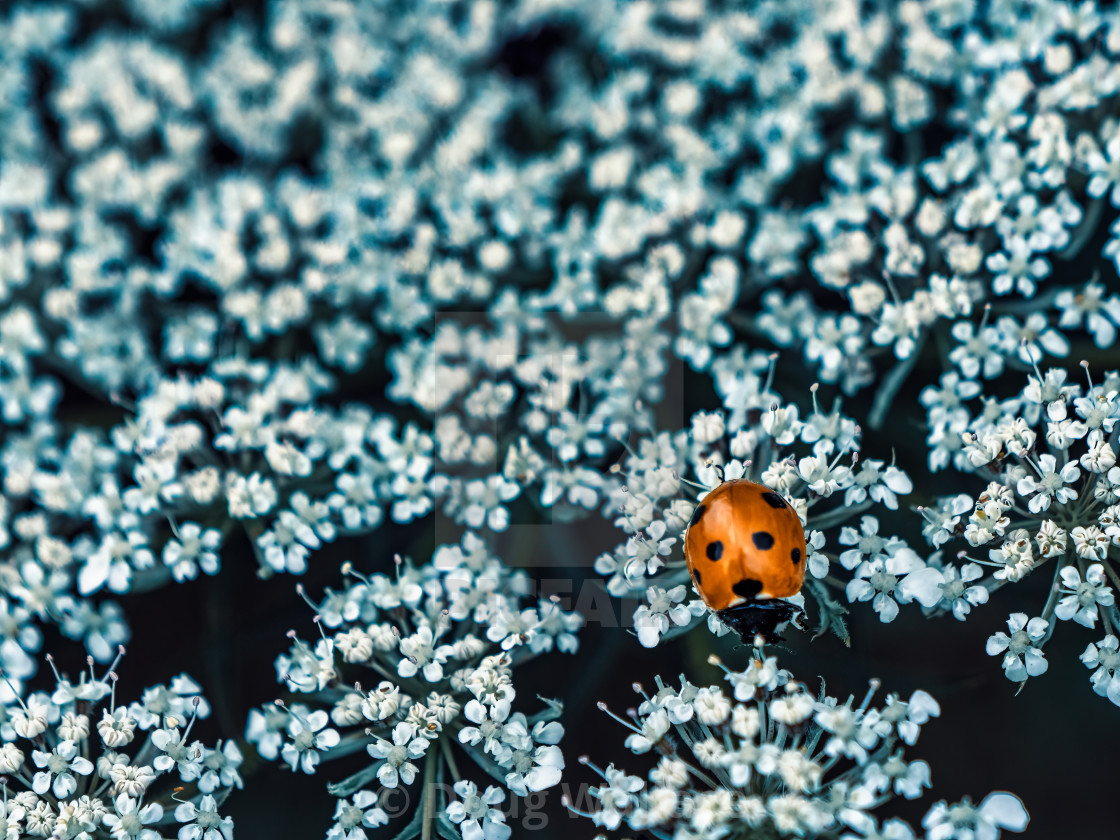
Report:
732,578,763,600
752,531,775,550
761,491,786,509
791,547,802,565
692,568,702,586
689,504,706,528
706,540,723,561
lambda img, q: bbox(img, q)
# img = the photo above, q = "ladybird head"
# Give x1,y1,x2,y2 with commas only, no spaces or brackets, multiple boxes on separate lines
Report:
716,599,805,645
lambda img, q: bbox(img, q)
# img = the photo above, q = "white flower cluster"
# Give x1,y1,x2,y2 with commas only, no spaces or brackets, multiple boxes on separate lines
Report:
0,651,238,840
246,536,580,840
722,1,1120,411
572,650,1028,840
916,364,1120,702
0,0,699,686
600,372,925,645
2,0,1118,684
3,0,1120,832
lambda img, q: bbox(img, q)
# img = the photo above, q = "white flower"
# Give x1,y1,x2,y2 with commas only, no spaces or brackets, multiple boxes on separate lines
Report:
760,404,801,445
174,794,234,840
152,725,204,780
461,475,520,532
846,547,926,623
1035,520,1068,559
447,781,511,840
724,655,786,701
883,689,941,746
1080,429,1117,473
11,695,51,738
98,707,138,748
397,623,451,681
801,529,828,579
280,709,340,774
935,563,990,620
361,682,403,722
226,472,277,518
691,411,726,444
845,460,913,510
459,698,511,753
0,798,26,840
633,585,702,648
198,740,244,794
623,708,671,754
104,794,163,840
1071,525,1111,562
162,522,222,582
920,494,974,546
989,531,1036,582
246,706,288,760
949,321,1004,380
922,791,1028,840
367,722,429,788
624,520,676,580
1055,564,1115,628
985,614,1049,681
589,765,644,830
815,704,880,764
694,687,731,726
1056,282,1120,348
1081,635,1120,706
327,791,388,840
0,743,24,774
838,516,890,571
503,728,565,795
31,739,94,797
798,454,851,497
1015,454,1079,512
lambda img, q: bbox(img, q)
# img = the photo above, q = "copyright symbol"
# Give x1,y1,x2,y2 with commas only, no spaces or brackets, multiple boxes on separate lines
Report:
379,785,410,818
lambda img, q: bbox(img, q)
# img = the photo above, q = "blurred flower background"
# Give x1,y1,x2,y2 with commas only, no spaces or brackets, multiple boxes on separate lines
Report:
1,0,1119,836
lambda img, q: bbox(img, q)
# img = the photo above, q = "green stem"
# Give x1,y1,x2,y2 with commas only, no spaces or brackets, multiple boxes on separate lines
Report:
869,330,928,430
421,745,437,840
1039,557,1066,644
441,738,461,784
1059,196,1105,260
810,500,872,531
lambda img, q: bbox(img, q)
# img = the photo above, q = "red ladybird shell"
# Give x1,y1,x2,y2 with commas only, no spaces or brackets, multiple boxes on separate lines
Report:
684,479,807,609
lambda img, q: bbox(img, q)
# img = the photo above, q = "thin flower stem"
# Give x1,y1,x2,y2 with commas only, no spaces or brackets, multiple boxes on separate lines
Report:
759,690,770,744
1059,195,1105,259
441,738,461,784
869,330,928,430
421,746,437,840
811,500,873,531
1039,558,1066,644
681,759,720,790
817,752,842,778
365,657,406,685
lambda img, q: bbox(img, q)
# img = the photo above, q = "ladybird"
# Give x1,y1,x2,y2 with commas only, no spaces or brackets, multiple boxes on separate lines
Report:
685,479,807,643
